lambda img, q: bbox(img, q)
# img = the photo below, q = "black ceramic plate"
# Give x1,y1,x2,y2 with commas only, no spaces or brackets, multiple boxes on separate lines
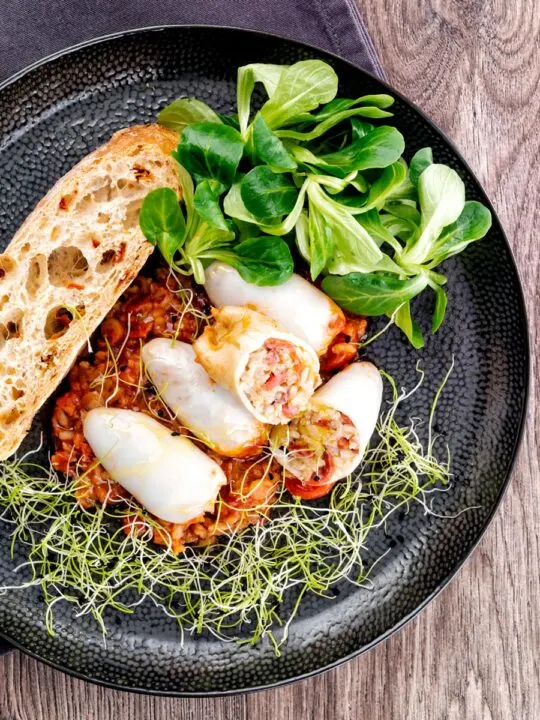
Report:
0,26,529,694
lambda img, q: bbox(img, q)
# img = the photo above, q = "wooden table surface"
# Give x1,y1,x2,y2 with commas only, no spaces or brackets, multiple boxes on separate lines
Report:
1,1,538,718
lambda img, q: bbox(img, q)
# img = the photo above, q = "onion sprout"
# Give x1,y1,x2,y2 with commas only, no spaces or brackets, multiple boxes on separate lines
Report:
0,363,454,654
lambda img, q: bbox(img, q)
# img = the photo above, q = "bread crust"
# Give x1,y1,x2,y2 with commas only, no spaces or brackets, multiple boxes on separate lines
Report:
0,124,180,459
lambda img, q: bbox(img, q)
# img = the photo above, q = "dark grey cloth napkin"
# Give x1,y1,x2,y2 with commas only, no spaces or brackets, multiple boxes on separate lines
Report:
0,0,382,656
0,0,384,83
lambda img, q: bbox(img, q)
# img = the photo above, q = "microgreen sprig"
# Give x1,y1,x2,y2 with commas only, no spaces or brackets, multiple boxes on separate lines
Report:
0,364,457,654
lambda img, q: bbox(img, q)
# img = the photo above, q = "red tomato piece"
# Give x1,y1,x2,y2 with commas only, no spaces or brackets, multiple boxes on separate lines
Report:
285,476,337,500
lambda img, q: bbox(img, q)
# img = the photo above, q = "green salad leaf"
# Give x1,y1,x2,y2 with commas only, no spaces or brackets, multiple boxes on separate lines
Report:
430,283,448,333
355,208,403,254
336,160,407,214
142,59,493,348
139,188,186,265
241,166,299,221
237,63,286,134
427,200,492,266
225,177,309,236
307,196,334,280
223,179,260,225
219,236,294,286
400,164,465,266
193,179,228,230
296,94,394,124
394,302,425,349
176,122,244,186
294,210,310,262
384,199,421,226
276,106,393,142
183,223,236,283
322,272,428,315
380,213,417,243
218,114,240,130
233,218,263,242
306,182,385,275
251,114,297,171
409,147,433,186
174,162,196,229
351,118,375,140
260,60,338,129
158,98,221,132
303,126,405,178
308,170,367,195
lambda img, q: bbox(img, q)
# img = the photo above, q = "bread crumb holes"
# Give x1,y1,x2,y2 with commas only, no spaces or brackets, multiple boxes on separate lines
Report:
48,246,89,287
11,387,24,400
44,306,73,340
0,255,16,279
26,254,47,297
123,199,142,230
0,309,24,349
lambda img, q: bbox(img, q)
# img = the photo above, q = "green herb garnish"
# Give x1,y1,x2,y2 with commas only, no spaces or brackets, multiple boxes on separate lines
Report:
0,365,456,654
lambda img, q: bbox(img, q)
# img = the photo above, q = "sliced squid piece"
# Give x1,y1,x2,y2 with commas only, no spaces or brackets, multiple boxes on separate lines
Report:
204,262,345,355
193,306,321,425
83,408,226,524
272,362,382,484
142,338,267,457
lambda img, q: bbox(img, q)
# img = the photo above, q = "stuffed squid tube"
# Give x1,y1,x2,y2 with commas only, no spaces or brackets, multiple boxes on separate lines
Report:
204,262,345,356
83,408,226,524
142,338,267,457
272,362,382,484
193,306,321,425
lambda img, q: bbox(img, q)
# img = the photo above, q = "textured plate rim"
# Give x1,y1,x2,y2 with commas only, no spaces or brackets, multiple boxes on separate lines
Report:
0,24,530,697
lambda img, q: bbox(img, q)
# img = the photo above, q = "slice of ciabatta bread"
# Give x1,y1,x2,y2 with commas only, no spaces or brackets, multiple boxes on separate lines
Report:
0,124,180,460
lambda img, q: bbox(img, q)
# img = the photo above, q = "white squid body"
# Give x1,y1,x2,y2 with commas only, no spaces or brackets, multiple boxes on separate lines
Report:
83,408,227,524
193,305,320,424
274,362,383,482
204,262,345,355
142,338,267,457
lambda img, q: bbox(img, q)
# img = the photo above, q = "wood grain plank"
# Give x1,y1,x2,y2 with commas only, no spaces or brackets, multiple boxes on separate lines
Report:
0,1,538,717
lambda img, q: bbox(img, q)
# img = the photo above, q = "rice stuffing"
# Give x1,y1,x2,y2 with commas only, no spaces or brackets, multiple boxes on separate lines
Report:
240,338,319,424
279,406,360,483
